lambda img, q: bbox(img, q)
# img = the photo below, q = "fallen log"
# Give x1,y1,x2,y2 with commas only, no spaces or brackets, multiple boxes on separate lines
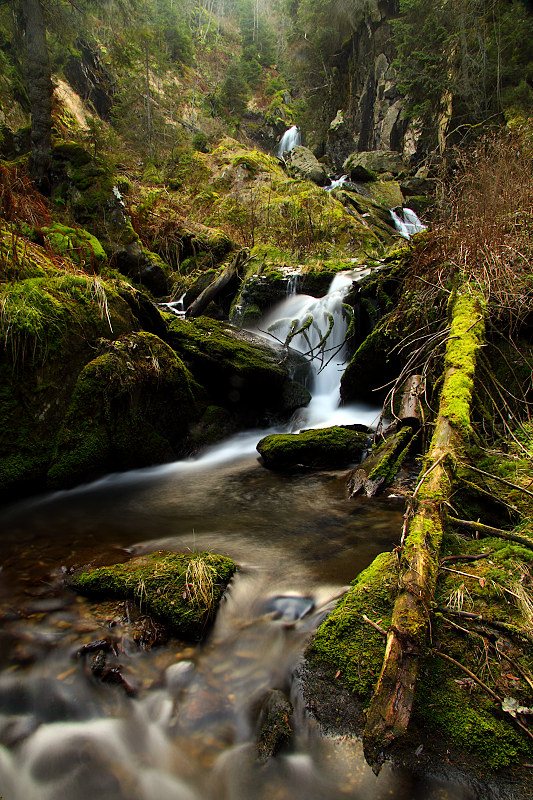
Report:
362,289,486,773
346,374,422,498
185,249,248,318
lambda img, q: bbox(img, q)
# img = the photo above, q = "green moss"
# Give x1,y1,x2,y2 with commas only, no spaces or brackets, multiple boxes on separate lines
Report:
48,332,203,487
256,426,367,470
70,550,236,641
309,552,398,696
440,291,486,434
416,652,530,769
42,223,106,268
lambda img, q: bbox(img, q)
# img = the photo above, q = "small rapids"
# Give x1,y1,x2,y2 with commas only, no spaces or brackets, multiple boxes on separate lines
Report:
390,207,426,239
0,272,485,800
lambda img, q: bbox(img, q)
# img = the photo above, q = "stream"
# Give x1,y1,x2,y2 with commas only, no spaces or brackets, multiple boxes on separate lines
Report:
0,271,487,799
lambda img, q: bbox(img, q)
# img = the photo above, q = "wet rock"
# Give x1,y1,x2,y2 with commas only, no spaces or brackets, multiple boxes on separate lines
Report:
165,660,195,692
69,550,236,641
255,689,293,764
257,426,368,470
264,595,315,622
343,150,407,181
0,713,39,746
166,316,311,427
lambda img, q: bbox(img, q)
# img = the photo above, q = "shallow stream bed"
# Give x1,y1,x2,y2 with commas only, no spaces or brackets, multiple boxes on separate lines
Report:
0,441,516,800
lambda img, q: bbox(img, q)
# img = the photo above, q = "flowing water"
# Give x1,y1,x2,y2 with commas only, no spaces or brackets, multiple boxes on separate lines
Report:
0,273,485,799
390,208,427,239
278,125,301,157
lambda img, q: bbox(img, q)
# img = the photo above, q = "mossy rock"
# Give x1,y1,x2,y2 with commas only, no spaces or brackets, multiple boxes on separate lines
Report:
47,331,204,488
69,550,236,641
0,271,141,496
367,180,405,210
308,551,397,694
166,316,310,423
42,223,106,269
256,426,368,470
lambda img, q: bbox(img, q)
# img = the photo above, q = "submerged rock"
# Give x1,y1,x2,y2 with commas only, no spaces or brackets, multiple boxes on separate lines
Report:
69,550,236,641
257,426,368,470
255,688,293,764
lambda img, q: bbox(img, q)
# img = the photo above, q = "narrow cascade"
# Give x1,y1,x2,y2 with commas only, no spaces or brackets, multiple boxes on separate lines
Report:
162,292,186,318
277,125,301,157
326,174,348,191
255,270,377,429
390,206,426,239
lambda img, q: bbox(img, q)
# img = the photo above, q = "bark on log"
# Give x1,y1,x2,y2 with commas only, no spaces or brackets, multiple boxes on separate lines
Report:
362,290,486,773
346,426,413,498
347,376,422,497
185,249,248,318
398,374,423,430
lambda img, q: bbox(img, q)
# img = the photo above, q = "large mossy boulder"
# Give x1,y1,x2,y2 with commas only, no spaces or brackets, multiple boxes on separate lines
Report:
286,145,329,186
343,150,407,181
41,223,107,270
0,252,144,496
70,550,236,641
257,426,368,470
166,316,311,424
47,331,204,487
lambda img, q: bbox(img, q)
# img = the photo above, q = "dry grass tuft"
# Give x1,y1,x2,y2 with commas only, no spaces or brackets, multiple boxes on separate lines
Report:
185,555,217,610
0,162,52,228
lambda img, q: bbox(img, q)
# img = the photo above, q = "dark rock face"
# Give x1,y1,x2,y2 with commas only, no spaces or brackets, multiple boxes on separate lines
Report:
63,41,116,120
322,0,418,165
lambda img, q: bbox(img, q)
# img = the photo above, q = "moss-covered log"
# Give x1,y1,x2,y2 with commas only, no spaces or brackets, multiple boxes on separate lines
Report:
362,288,486,772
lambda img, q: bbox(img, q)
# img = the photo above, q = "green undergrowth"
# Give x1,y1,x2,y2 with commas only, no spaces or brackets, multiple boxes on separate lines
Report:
70,550,236,641
309,420,533,769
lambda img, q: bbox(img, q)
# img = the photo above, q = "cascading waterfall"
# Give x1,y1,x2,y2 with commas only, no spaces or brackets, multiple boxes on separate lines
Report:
390,206,426,239
277,125,301,157
256,269,377,429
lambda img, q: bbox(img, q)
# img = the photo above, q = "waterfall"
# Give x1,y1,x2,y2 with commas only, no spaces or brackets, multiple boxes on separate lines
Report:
161,292,186,318
277,125,301,157
390,207,426,239
256,269,377,429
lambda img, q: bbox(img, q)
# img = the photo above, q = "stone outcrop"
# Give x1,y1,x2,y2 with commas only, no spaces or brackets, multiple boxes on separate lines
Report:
323,0,418,169
286,145,329,186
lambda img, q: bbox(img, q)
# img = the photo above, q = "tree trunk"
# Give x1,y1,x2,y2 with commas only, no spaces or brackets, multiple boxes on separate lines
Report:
185,249,248,318
21,0,53,190
362,290,486,773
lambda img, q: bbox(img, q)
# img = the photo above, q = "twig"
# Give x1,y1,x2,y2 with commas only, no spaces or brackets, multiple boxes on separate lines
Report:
441,553,492,564
434,651,533,743
461,463,533,499
362,614,387,636
448,516,533,552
